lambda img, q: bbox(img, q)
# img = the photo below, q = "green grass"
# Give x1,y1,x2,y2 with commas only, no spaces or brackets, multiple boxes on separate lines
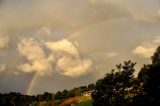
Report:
53,99,64,106
76,99,92,106
53,96,92,106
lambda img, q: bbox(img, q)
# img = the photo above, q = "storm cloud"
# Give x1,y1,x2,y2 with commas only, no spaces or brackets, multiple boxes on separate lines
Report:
1,0,160,94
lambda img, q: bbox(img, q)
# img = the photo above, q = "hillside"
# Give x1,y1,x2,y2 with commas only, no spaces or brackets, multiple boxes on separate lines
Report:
38,95,92,106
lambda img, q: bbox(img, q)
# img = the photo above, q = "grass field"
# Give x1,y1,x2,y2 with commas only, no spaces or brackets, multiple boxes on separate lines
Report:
77,99,92,106
59,96,92,106
38,96,92,106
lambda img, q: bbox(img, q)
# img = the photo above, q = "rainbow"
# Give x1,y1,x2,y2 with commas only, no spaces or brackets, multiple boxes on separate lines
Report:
25,74,38,95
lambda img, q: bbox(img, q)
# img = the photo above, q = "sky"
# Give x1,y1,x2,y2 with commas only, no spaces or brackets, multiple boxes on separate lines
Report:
1,0,160,95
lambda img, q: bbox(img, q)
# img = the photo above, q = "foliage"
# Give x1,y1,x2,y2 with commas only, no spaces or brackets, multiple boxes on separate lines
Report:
92,60,136,106
88,83,95,91
92,46,160,106
54,85,93,100
133,46,160,105
151,46,160,64
77,100,92,106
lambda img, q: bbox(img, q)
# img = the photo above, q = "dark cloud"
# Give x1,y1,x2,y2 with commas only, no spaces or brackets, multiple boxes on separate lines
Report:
0,0,160,94
0,73,33,94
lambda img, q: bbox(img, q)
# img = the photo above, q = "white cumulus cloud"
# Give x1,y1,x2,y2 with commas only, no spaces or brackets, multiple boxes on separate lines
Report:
17,38,53,76
0,33,9,48
132,36,160,58
57,56,92,78
46,39,92,77
132,46,156,58
17,38,92,77
45,39,79,56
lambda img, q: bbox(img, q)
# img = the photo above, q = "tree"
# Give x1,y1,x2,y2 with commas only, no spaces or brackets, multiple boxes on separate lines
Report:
80,86,87,93
74,88,81,96
66,89,75,98
62,89,68,99
54,91,63,100
151,46,160,64
88,83,95,91
92,61,136,106
42,92,52,101
36,94,43,101
134,46,160,105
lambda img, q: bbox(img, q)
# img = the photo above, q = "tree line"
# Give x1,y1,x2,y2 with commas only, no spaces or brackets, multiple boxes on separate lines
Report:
0,83,95,106
92,46,160,106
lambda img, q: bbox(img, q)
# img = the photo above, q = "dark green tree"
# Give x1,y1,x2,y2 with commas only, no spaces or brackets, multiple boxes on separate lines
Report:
62,89,68,99
151,46,160,64
74,88,81,96
136,46,160,105
54,91,63,100
88,83,95,91
92,61,136,106
66,89,75,98
80,86,87,93
131,46,160,105
42,92,52,101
